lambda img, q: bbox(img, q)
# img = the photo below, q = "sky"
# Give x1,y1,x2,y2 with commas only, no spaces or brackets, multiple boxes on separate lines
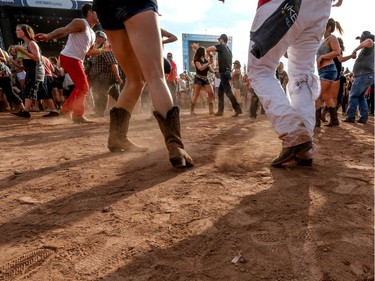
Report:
157,0,374,74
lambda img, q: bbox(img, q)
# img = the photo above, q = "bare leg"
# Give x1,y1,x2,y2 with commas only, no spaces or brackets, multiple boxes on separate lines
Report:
107,11,173,117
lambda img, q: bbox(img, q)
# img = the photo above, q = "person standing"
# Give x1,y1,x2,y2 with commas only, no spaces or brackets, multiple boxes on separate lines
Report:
88,30,123,117
0,60,24,112
166,52,178,106
247,0,343,166
92,0,193,168
315,18,343,127
232,60,243,107
206,34,242,117
343,31,374,124
35,3,105,123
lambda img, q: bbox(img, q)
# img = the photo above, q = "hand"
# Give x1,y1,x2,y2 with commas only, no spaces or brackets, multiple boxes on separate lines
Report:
115,77,123,84
14,45,26,52
317,56,323,68
332,0,343,7
34,33,48,42
351,51,357,59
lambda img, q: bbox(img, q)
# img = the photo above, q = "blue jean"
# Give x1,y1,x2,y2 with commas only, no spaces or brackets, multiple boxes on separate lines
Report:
346,74,373,121
217,72,241,113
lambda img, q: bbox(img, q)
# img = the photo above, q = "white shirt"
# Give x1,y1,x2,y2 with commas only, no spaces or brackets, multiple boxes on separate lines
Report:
61,19,95,62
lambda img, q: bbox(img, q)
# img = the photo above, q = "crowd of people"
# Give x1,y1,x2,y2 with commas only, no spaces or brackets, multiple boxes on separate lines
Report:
0,0,373,168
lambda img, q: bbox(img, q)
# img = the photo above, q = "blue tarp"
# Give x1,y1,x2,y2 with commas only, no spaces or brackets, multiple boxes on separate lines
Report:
0,0,92,10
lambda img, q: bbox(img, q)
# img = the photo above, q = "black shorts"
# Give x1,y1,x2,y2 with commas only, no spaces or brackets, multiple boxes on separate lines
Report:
194,76,210,86
93,0,158,30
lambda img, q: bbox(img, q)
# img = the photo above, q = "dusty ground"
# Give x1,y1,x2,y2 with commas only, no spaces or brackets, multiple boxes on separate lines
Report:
0,107,373,281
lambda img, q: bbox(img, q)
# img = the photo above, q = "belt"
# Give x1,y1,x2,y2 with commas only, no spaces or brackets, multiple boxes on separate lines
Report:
195,74,208,81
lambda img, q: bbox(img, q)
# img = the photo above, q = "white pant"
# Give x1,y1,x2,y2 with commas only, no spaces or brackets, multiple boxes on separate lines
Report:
248,0,331,148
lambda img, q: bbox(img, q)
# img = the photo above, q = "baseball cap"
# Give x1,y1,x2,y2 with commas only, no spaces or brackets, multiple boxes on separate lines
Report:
218,34,228,43
95,30,107,40
355,31,374,41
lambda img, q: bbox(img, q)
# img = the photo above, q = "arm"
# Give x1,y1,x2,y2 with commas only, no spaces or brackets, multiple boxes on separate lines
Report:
35,18,85,41
206,46,217,57
161,28,178,45
15,41,40,62
352,38,374,57
0,49,7,63
195,60,211,71
111,64,123,84
338,53,354,63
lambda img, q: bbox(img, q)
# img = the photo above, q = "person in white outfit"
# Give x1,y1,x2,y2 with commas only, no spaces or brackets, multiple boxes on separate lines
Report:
247,0,343,167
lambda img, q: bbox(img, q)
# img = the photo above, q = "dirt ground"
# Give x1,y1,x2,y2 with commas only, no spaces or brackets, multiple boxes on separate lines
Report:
0,107,373,281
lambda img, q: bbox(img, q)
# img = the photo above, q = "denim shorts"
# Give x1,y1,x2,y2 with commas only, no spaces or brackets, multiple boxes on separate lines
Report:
93,0,158,30
318,64,338,82
194,76,210,86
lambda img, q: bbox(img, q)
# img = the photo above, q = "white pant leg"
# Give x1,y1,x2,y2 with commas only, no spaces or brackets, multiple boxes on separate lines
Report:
248,0,331,148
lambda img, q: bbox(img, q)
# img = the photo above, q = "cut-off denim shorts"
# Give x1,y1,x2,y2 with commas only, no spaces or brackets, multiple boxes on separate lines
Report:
194,76,210,86
318,64,338,82
93,0,158,30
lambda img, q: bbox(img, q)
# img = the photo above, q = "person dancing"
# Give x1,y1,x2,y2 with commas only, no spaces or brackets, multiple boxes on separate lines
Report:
315,18,343,127
35,4,106,123
92,0,193,168
190,46,215,115
247,0,343,166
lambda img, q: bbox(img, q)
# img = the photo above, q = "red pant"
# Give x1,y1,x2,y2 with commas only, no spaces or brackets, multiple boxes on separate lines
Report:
60,55,89,118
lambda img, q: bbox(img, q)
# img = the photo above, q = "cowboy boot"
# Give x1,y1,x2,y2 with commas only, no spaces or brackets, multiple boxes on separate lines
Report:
208,103,214,115
153,106,194,168
108,107,148,152
190,102,196,115
325,107,339,127
315,108,321,127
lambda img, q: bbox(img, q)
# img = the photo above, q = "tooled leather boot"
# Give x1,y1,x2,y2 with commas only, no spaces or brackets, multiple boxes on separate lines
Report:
153,106,194,168
108,107,148,152
325,107,339,127
321,106,328,122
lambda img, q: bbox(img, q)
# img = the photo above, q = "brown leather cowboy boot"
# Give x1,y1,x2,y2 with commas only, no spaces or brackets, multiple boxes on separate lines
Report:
108,107,148,152
153,106,194,168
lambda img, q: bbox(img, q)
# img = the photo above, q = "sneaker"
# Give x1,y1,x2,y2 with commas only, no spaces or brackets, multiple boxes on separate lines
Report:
342,118,355,123
11,110,31,118
72,116,95,123
356,119,367,124
42,111,60,118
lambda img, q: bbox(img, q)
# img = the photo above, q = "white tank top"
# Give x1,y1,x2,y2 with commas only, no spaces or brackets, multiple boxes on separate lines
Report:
61,19,95,62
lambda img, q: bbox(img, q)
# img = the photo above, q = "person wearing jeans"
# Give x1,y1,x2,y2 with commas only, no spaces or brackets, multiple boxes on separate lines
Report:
206,34,242,117
343,31,374,124
247,0,343,166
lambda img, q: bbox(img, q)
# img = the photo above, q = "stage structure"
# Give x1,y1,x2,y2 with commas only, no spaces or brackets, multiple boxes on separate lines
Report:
0,0,93,56
182,33,232,73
